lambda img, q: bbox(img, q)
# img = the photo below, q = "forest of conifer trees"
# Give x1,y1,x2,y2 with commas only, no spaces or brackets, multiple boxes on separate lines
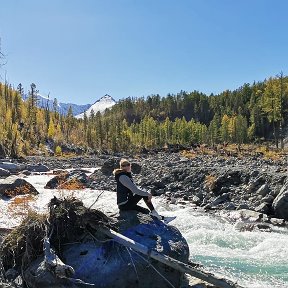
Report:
0,73,287,157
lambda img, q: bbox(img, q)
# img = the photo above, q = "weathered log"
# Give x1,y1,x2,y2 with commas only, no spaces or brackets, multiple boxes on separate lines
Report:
100,227,244,288
43,237,75,278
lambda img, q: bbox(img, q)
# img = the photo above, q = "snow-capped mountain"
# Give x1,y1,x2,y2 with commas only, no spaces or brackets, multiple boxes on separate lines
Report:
22,94,91,116
22,94,116,117
75,94,116,119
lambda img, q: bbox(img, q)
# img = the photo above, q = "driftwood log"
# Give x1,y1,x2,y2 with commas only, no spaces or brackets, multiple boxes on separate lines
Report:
43,236,75,278
100,227,244,288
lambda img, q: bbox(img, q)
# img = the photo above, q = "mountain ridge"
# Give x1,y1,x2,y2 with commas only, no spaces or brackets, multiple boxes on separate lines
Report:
22,94,116,117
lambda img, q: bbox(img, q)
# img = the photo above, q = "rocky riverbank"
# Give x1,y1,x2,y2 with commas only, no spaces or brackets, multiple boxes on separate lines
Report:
1,151,288,225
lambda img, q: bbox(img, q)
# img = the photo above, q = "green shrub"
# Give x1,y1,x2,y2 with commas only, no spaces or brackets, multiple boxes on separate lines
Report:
55,145,62,156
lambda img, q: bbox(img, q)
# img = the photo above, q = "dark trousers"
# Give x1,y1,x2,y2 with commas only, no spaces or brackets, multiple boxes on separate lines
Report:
118,194,154,214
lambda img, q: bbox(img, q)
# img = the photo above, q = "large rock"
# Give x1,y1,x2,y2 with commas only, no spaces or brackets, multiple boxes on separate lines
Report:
0,168,10,177
27,163,50,173
0,162,26,173
22,208,189,288
131,162,142,174
101,158,142,176
0,176,38,198
272,178,288,220
63,211,189,288
212,170,243,195
45,170,88,189
256,184,270,196
101,158,119,176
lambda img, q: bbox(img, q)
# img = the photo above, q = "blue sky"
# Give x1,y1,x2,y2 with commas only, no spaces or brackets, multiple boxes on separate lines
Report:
0,0,288,104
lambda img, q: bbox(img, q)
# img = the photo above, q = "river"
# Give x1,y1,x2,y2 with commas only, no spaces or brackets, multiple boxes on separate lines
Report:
0,172,287,288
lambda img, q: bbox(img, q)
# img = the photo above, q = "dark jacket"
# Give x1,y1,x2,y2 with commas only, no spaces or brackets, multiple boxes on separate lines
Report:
114,170,133,205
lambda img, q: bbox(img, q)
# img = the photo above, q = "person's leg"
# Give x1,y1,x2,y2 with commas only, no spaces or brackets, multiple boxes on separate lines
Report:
119,194,150,214
142,196,155,211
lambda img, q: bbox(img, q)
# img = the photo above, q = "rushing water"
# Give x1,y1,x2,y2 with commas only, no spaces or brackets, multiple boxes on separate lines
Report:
1,172,287,288
156,203,288,288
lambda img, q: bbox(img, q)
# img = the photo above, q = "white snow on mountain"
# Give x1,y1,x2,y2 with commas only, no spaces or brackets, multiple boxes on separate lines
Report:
22,94,116,117
75,94,116,119
22,93,91,116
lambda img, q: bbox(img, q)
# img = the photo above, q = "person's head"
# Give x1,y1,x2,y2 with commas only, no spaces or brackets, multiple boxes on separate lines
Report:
120,158,131,172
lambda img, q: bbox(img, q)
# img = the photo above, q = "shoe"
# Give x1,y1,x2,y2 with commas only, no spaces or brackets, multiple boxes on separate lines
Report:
163,216,177,224
150,209,163,220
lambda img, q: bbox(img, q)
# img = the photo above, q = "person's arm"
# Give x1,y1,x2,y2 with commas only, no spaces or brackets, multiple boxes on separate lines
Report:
119,175,151,197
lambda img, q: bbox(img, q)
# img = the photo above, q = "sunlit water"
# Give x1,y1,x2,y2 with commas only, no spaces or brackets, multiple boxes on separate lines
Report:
156,204,288,288
1,172,287,288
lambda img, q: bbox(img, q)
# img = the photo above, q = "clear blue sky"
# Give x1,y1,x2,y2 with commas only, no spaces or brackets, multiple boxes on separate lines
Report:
0,0,288,104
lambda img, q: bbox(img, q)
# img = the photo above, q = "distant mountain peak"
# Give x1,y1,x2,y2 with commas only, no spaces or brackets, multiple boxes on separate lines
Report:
75,95,116,119
96,94,115,103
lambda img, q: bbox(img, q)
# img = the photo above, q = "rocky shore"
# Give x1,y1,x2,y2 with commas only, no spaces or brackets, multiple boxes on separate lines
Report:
88,152,288,225
1,152,287,226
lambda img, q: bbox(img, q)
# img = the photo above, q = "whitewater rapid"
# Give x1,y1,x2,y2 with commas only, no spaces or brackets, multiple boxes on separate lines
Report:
0,172,287,288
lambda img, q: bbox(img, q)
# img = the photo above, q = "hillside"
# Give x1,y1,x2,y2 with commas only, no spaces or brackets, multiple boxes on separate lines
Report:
0,75,287,157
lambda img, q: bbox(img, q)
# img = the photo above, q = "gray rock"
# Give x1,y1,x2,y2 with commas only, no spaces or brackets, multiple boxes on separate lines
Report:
255,202,270,214
131,162,142,174
45,170,88,189
236,209,265,222
101,158,119,176
211,193,230,207
225,202,236,210
0,167,10,177
262,195,274,204
272,179,288,220
27,163,50,173
0,162,26,173
256,184,270,196
5,268,19,282
192,195,201,205
0,176,39,198
155,188,165,196
24,211,189,288
270,217,285,226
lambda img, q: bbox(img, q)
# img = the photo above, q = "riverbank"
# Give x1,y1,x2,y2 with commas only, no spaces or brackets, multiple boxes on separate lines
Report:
2,151,288,224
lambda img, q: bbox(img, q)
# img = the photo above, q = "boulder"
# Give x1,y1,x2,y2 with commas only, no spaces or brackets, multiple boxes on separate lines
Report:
236,203,250,210
27,163,50,173
211,193,230,207
101,159,142,176
7,198,189,288
45,170,88,189
60,211,189,288
212,170,242,195
61,144,85,155
261,195,274,203
0,168,10,177
255,202,270,214
225,202,236,210
101,158,119,176
256,184,270,196
272,179,288,220
131,162,142,174
0,176,38,198
191,195,201,205
0,162,25,173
